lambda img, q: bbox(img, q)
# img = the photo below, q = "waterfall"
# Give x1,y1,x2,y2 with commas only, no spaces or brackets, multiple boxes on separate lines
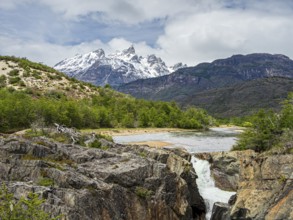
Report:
191,156,235,220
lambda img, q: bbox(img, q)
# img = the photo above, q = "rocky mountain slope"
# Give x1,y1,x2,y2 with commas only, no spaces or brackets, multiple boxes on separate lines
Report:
0,129,206,220
54,46,186,86
185,77,293,117
0,56,103,99
117,53,293,117
195,150,293,220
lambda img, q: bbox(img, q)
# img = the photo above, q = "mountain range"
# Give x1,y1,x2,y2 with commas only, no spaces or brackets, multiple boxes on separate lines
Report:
54,46,186,86
117,53,293,117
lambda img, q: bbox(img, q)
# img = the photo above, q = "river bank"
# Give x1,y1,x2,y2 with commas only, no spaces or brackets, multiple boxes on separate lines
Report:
82,127,192,136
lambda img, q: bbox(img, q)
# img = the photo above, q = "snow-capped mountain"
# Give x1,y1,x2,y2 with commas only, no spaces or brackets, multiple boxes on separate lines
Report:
54,46,186,86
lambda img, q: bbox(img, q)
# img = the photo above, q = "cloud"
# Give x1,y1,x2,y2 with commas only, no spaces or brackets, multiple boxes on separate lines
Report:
0,0,31,10
0,36,108,66
1,0,293,67
0,35,159,66
156,7,293,65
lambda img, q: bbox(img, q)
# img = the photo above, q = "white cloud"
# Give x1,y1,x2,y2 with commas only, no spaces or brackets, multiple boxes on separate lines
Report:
155,8,293,65
1,0,293,67
0,36,108,66
0,0,31,10
0,36,159,66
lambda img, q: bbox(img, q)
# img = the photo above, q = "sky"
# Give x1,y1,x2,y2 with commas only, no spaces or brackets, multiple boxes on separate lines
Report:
1,0,293,67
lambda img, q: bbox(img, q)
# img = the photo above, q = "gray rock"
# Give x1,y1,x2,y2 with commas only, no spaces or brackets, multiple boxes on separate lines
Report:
211,202,230,220
0,133,206,220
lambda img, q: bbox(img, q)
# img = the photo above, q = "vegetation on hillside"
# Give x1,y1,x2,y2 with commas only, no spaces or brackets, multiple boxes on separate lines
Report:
0,56,103,99
0,184,59,220
0,55,63,75
233,93,293,152
0,56,215,133
0,88,214,133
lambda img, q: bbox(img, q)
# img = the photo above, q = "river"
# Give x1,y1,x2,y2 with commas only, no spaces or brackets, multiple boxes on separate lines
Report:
113,127,241,220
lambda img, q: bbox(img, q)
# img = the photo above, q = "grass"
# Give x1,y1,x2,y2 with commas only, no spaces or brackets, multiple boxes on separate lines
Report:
8,76,21,84
38,177,54,187
8,69,20,76
139,151,147,158
22,154,40,160
135,186,153,199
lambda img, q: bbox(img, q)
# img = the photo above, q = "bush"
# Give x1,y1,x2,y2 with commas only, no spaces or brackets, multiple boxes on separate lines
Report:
8,69,19,76
89,140,102,148
135,186,153,199
38,177,54,187
0,183,60,220
9,76,21,84
233,93,293,152
0,75,6,88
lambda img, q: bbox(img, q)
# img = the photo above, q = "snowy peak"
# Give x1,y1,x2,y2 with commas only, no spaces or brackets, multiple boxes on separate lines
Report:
93,49,105,58
54,46,187,86
169,62,188,72
54,50,105,76
122,45,135,55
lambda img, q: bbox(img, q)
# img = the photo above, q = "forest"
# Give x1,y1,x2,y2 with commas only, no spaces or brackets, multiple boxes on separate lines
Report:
0,88,214,133
233,93,293,152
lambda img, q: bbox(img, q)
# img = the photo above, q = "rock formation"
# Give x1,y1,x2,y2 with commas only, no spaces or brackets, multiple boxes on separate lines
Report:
196,150,293,220
230,152,293,220
0,131,206,220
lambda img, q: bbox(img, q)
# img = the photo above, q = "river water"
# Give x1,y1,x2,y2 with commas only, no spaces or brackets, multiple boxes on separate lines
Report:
113,127,241,220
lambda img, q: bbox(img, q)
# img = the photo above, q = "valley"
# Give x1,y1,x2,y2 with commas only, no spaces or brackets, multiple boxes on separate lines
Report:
117,53,293,117
0,54,292,220
1,1,293,220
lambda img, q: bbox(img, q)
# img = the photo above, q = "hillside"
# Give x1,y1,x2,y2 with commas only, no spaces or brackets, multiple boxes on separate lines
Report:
0,56,104,99
117,53,293,117
183,77,293,117
0,56,214,133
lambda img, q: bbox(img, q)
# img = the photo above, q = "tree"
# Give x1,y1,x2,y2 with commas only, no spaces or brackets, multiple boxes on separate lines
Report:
234,93,293,152
0,183,60,220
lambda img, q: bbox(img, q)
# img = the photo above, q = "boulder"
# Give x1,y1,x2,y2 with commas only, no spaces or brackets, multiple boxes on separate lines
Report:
0,133,206,220
230,153,293,220
197,150,293,220
195,150,256,191
211,202,230,220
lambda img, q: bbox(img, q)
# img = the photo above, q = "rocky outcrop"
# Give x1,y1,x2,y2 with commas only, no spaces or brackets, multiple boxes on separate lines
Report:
194,151,257,191
230,152,293,220
203,150,293,220
210,202,230,220
0,133,205,220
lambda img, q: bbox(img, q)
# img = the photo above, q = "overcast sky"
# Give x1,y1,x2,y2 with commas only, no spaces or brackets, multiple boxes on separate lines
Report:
1,0,293,66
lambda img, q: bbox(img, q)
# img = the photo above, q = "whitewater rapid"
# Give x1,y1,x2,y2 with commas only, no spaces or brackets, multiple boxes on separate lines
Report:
192,156,235,220
114,127,240,220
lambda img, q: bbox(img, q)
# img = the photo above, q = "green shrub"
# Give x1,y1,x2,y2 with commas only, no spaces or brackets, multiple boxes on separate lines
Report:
8,69,19,76
23,71,31,77
89,140,102,148
32,70,42,79
50,133,70,143
139,151,147,158
38,177,54,187
135,186,153,199
9,76,21,84
19,80,26,87
0,183,60,220
0,75,6,87
95,133,113,142
233,93,293,152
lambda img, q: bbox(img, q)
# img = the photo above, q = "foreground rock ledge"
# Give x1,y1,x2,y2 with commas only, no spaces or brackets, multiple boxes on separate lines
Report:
196,150,293,220
0,134,206,220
